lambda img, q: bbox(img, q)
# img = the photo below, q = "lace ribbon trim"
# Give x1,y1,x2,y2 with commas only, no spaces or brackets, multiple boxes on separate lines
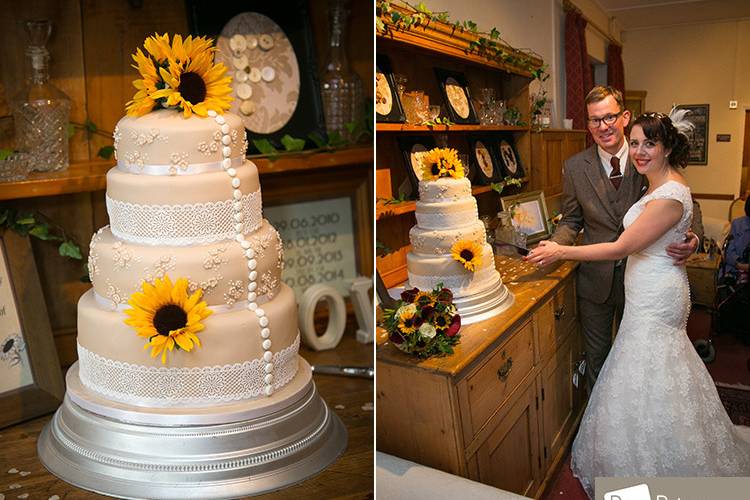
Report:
408,267,498,293
415,207,479,230
77,334,299,407
116,156,244,176
107,189,262,246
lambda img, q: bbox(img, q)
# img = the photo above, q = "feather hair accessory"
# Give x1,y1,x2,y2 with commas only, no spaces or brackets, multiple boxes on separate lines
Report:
668,106,695,137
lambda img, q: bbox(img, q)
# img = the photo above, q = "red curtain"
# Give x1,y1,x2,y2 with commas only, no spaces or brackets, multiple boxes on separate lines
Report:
565,10,592,130
607,43,625,96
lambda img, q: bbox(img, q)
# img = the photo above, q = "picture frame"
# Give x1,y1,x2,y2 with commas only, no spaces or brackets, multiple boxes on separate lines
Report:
676,104,709,165
500,190,551,244
0,229,64,428
467,136,501,185
376,53,406,123
434,68,479,124
494,134,525,179
397,136,437,195
187,0,326,152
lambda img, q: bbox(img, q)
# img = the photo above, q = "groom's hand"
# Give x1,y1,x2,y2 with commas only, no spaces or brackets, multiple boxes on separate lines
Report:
666,230,699,265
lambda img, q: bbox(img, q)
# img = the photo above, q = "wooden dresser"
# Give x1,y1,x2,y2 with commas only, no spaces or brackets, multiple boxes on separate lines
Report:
377,257,586,498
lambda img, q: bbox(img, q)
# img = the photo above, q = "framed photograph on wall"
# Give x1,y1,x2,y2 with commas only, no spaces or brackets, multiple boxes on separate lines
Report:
500,190,551,244
494,134,525,179
188,0,326,152
397,136,437,195
376,53,406,123
467,136,500,185
434,68,478,124
0,230,64,428
676,104,709,165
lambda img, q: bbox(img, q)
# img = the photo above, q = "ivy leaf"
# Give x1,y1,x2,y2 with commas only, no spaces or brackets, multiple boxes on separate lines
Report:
15,214,35,225
280,134,305,152
252,139,278,156
59,241,83,260
490,27,500,39
0,148,14,161
67,123,76,139
84,119,97,135
308,132,327,149
376,17,385,32
327,131,347,148
97,145,115,160
416,2,431,14
391,11,401,23
29,223,51,240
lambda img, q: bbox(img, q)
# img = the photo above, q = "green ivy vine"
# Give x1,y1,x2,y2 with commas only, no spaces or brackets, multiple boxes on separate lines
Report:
0,207,83,261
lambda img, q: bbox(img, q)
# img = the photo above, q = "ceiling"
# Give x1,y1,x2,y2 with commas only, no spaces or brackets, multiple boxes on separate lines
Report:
595,0,750,31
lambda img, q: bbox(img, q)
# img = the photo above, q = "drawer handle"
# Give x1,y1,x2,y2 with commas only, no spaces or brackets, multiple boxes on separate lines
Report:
497,357,513,381
554,306,565,320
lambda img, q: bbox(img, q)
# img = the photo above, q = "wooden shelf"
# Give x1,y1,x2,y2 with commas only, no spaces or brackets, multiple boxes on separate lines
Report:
376,123,529,133
376,184,502,220
0,147,373,201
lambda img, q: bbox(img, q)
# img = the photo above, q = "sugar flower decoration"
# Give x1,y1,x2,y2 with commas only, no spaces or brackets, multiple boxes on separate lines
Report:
126,33,233,118
451,240,483,272
421,147,465,180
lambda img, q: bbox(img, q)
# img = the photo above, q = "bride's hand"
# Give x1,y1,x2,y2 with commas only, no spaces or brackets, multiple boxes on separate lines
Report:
524,240,564,267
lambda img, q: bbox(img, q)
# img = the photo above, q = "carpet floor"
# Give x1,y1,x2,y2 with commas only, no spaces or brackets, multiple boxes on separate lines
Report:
541,306,750,500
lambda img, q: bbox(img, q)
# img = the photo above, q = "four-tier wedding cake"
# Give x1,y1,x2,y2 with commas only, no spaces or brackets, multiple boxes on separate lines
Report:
38,33,345,499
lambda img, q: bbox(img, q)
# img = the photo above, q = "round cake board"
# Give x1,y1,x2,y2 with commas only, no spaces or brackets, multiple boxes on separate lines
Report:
37,358,347,499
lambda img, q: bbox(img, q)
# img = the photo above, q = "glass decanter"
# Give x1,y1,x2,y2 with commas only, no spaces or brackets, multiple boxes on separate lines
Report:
320,0,363,138
12,20,71,172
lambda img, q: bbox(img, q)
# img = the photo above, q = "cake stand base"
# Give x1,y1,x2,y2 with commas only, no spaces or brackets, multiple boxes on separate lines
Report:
37,359,347,499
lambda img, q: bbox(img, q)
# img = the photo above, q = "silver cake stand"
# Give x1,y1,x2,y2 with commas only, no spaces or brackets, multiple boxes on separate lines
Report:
38,359,347,499
389,274,513,325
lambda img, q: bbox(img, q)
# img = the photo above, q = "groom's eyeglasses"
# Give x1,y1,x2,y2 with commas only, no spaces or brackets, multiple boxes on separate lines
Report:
587,111,623,128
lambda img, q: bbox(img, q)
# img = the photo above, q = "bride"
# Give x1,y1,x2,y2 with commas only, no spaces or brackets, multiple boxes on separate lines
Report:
526,111,750,497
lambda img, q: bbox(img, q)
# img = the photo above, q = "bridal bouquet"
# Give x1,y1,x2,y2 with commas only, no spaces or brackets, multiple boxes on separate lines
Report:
381,284,461,358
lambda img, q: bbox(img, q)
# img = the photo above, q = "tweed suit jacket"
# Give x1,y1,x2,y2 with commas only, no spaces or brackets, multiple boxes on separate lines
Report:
549,145,647,303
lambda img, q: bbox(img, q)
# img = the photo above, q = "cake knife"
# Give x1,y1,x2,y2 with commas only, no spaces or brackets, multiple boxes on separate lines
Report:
312,365,374,379
493,241,530,256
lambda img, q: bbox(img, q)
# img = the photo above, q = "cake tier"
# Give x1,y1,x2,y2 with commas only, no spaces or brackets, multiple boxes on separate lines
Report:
414,197,478,230
106,160,262,246
88,221,282,308
76,284,300,406
114,109,247,173
409,220,486,256
418,177,471,202
407,243,499,297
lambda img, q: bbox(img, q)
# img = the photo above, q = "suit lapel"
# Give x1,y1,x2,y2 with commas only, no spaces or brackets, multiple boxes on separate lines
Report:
582,147,619,225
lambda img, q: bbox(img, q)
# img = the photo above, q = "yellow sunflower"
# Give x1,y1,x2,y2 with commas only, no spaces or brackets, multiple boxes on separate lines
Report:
451,240,483,272
421,148,465,180
123,275,212,364
396,304,418,334
413,290,435,308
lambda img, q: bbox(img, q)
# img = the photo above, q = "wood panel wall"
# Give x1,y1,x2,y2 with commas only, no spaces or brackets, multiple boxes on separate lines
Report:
0,0,373,368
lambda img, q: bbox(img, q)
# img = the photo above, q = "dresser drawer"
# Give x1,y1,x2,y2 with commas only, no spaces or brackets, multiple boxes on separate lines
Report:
538,278,577,361
553,278,577,337
461,320,535,440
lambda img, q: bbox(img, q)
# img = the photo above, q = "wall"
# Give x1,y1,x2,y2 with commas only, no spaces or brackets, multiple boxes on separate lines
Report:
623,19,750,219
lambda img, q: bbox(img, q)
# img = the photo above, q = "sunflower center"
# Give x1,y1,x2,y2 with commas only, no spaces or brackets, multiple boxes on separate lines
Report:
177,72,207,105
153,304,188,336
460,249,474,261
430,163,440,175
2,339,14,353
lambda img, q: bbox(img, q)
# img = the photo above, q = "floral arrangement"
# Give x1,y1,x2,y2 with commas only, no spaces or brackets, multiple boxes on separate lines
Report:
421,147,465,180
382,284,461,358
124,275,212,364
127,33,233,118
451,240,482,271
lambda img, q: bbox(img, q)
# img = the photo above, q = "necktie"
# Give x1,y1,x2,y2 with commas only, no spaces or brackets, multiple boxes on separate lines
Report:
610,156,622,190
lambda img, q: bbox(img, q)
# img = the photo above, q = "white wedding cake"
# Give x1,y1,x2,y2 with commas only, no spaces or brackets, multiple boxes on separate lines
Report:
38,33,345,499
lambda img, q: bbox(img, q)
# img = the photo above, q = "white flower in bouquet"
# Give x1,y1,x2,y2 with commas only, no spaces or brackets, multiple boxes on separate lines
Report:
419,323,437,339
396,303,417,319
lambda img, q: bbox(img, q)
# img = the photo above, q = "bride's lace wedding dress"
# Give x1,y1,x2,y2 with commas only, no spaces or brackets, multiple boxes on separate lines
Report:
571,180,750,498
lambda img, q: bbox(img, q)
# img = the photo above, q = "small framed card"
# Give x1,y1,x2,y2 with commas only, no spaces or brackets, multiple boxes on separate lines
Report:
434,68,478,124
500,190,550,244
376,53,406,123
467,136,501,185
397,136,437,195
495,134,525,179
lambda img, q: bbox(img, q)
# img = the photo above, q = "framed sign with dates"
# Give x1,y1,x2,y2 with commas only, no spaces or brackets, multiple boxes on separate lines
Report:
265,198,357,299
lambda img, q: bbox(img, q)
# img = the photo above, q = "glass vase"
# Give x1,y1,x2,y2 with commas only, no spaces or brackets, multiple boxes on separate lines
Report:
11,20,71,173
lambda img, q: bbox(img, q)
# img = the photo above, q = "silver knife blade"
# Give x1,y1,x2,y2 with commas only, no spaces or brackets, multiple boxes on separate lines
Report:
312,365,374,379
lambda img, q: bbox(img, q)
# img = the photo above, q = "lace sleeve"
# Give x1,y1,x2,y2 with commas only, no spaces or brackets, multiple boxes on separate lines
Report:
644,182,693,231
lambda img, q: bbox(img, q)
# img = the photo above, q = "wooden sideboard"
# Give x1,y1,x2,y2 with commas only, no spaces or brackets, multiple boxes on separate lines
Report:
377,258,585,498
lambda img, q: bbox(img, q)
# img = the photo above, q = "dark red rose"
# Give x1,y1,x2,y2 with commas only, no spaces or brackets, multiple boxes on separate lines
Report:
437,288,453,305
389,332,404,344
413,316,424,328
420,305,435,321
445,314,461,337
401,287,419,303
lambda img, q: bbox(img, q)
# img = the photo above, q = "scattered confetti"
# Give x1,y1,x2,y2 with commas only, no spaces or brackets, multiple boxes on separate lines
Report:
334,404,345,410
18,472,29,477
17,494,29,499
361,402,374,411
8,484,21,489
49,496,60,500
7,468,18,474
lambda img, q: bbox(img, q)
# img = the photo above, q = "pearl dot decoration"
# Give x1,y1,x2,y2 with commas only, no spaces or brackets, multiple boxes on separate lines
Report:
212,112,276,398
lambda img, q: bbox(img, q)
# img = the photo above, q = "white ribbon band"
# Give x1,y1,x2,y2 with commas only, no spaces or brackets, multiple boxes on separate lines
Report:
93,290,274,313
107,189,263,246
117,156,244,176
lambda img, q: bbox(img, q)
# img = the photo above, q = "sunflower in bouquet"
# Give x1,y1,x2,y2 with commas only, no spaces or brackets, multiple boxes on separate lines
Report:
381,284,462,358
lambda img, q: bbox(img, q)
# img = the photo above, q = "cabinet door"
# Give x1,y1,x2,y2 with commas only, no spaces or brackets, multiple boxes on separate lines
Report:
531,132,565,196
539,331,576,471
474,382,541,497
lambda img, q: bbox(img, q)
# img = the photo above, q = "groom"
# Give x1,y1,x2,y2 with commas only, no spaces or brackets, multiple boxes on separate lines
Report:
549,86,697,392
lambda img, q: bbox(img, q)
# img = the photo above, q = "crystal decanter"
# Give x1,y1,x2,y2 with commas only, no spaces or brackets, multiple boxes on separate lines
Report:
320,0,363,138
12,19,71,172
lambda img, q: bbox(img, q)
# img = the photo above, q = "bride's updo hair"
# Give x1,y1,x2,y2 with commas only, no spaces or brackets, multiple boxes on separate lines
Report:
632,112,691,168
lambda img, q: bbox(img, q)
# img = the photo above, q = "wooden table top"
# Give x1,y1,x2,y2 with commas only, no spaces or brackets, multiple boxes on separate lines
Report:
377,256,578,377
0,333,373,500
